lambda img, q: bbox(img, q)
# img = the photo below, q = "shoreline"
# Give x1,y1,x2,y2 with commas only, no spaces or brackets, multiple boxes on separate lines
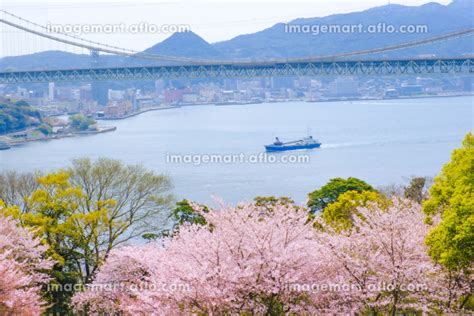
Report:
96,106,178,121
93,93,474,121
6,126,117,148
278,93,474,104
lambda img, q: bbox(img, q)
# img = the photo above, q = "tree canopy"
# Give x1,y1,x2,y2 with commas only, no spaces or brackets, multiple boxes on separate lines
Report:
423,132,473,273
307,177,375,213
68,114,96,131
0,158,173,313
0,99,42,134
321,190,389,231
73,198,469,314
404,176,430,204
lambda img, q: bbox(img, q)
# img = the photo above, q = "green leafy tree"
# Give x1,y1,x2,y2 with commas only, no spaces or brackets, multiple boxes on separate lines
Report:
142,199,209,240
307,177,375,213
322,190,389,232
171,199,208,227
69,114,96,131
404,176,430,204
254,196,295,211
38,124,52,135
423,132,473,274
1,172,108,313
0,158,173,313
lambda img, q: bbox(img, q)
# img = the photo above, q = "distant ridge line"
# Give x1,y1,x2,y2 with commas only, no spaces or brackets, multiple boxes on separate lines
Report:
1,9,473,65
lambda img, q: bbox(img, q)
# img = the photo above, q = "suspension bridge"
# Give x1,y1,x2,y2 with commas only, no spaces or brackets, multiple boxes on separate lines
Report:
0,10,473,84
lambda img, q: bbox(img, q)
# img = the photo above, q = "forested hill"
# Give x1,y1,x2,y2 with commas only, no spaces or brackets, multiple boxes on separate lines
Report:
0,99,42,134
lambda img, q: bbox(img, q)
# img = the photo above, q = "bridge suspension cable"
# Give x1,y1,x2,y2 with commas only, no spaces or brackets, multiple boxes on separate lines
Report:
0,10,202,63
298,28,474,61
1,9,473,65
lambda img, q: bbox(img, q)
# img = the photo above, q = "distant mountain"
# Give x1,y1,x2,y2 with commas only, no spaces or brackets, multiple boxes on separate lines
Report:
0,51,126,71
213,0,474,59
126,31,225,67
0,32,222,71
0,0,473,71
143,31,224,59
0,51,91,71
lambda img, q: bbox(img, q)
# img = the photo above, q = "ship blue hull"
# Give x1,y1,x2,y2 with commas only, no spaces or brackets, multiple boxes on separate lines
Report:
265,143,321,152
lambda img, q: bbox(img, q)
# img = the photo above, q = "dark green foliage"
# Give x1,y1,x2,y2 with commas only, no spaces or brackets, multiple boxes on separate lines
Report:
15,100,30,107
0,99,42,134
38,124,52,135
146,199,209,240
254,196,295,207
69,114,96,131
171,199,208,227
253,196,296,212
142,233,161,241
307,177,374,213
404,177,429,204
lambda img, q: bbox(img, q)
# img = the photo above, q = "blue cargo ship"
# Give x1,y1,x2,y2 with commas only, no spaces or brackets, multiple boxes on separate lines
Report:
265,136,321,152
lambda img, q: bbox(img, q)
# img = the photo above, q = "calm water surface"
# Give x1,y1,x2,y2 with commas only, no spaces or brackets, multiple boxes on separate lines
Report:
1,97,472,204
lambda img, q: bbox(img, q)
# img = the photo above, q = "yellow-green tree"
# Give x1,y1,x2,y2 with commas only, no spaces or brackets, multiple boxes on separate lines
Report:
423,132,473,271
321,190,389,232
307,177,375,214
423,132,473,310
2,172,115,313
0,158,173,313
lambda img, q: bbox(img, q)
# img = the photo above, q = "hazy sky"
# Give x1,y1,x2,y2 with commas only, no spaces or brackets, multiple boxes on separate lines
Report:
1,0,453,54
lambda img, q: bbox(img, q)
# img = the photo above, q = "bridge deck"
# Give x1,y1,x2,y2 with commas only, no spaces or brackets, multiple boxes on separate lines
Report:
0,58,472,83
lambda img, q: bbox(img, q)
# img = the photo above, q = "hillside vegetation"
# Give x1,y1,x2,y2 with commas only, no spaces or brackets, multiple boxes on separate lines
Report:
0,99,42,134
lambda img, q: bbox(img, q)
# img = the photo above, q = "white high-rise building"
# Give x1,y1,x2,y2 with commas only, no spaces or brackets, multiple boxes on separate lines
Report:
48,82,55,100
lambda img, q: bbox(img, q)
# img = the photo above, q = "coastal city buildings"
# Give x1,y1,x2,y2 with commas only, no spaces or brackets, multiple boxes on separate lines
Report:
0,75,472,119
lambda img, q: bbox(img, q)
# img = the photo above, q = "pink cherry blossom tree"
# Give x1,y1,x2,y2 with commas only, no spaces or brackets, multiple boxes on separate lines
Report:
0,214,54,315
73,202,327,314
73,198,468,315
315,197,469,314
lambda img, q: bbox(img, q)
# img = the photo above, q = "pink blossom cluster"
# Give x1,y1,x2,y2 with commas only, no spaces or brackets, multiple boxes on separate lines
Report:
314,198,469,313
73,198,469,314
0,215,54,315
